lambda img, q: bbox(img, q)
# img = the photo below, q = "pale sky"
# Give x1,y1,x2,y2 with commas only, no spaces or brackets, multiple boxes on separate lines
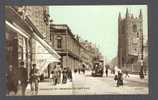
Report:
49,5,148,62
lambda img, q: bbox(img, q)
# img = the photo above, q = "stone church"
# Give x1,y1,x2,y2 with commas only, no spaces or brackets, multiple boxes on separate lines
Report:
118,8,144,73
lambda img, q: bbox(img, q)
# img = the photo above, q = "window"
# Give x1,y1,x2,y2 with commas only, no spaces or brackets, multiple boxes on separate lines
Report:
122,57,124,64
137,32,139,38
133,24,137,32
56,36,62,48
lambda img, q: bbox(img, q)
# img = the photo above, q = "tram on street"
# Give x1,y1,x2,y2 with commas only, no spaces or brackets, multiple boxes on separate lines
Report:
91,59,104,77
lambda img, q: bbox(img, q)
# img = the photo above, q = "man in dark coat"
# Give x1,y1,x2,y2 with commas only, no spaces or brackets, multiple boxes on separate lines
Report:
117,71,123,87
62,68,68,84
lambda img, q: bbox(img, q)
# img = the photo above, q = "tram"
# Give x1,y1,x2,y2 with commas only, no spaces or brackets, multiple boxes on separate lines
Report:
91,59,104,77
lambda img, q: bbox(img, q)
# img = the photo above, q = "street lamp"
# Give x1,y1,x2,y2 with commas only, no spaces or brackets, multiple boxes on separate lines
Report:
139,32,144,79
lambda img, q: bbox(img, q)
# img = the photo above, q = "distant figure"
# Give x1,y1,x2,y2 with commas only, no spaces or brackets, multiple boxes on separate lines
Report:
74,69,77,73
78,69,81,74
105,69,108,77
56,63,62,84
62,68,67,84
139,68,144,79
116,71,123,87
125,70,130,78
82,64,86,74
51,68,57,85
105,65,110,77
67,67,72,82
30,64,40,95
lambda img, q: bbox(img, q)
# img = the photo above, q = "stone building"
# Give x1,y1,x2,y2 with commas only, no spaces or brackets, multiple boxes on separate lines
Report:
118,8,144,73
5,6,60,81
5,7,33,80
50,24,81,70
80,42,93,69
80,40,104,69
14,6,59,68
16,6,50,40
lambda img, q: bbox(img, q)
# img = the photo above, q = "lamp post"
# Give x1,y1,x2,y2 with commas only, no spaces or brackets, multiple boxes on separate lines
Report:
140,32,144,79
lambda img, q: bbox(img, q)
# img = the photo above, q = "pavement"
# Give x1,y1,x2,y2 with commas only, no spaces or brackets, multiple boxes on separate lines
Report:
25,79,73,95
25,71,148,95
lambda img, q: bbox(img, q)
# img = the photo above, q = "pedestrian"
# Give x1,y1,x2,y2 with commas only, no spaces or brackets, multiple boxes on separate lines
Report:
6,65,18,96
78,68,81,74
105,69,108,77
105,64,110,77
82,64,86,74
139,66,144,79
116,71,123,87
67,67,72,82
17,62,28,96
113,69,115,74
74,69,77,73
30,64,40,95
51,70,56,85
114,74,118,81
56,63,62,84
125,70,130,78
62,68,67,84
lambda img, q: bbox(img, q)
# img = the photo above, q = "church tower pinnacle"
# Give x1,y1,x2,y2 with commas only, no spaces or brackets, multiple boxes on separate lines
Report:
126,8,130,19
139,9,143,19
118,12,122,21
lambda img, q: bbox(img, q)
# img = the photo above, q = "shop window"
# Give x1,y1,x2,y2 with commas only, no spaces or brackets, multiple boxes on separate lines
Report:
56,36,62,48
137,32,139,38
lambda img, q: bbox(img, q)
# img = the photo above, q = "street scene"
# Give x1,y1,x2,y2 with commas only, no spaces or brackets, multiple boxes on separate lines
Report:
24,71,148,95
5,5,148,96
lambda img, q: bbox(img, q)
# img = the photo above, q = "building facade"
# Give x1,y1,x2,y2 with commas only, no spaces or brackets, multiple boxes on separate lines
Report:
5,6,33,80
118,9,144,73
50,24,81,70
17,6,50,39
5,6,60,83
80,40,103,69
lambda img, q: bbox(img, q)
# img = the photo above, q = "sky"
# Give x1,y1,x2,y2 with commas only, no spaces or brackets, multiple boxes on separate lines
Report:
49,5,148,62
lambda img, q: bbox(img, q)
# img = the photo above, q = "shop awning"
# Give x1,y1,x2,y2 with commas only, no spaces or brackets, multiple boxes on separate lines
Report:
5,21,30,39
24,16,61,60
32,32,61,60
33,35,61,74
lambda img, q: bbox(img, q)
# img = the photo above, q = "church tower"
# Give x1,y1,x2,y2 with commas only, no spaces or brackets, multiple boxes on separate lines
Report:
118,9,143,73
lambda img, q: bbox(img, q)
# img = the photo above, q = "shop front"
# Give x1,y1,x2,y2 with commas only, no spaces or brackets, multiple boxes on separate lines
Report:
32,33,61,77
5,20,32,80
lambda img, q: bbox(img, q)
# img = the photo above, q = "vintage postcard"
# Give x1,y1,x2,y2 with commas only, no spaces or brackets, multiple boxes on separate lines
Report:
5,5,148,96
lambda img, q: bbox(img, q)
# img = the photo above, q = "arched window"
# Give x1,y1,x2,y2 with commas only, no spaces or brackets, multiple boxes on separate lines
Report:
133,24,137,32
56,36,62,48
